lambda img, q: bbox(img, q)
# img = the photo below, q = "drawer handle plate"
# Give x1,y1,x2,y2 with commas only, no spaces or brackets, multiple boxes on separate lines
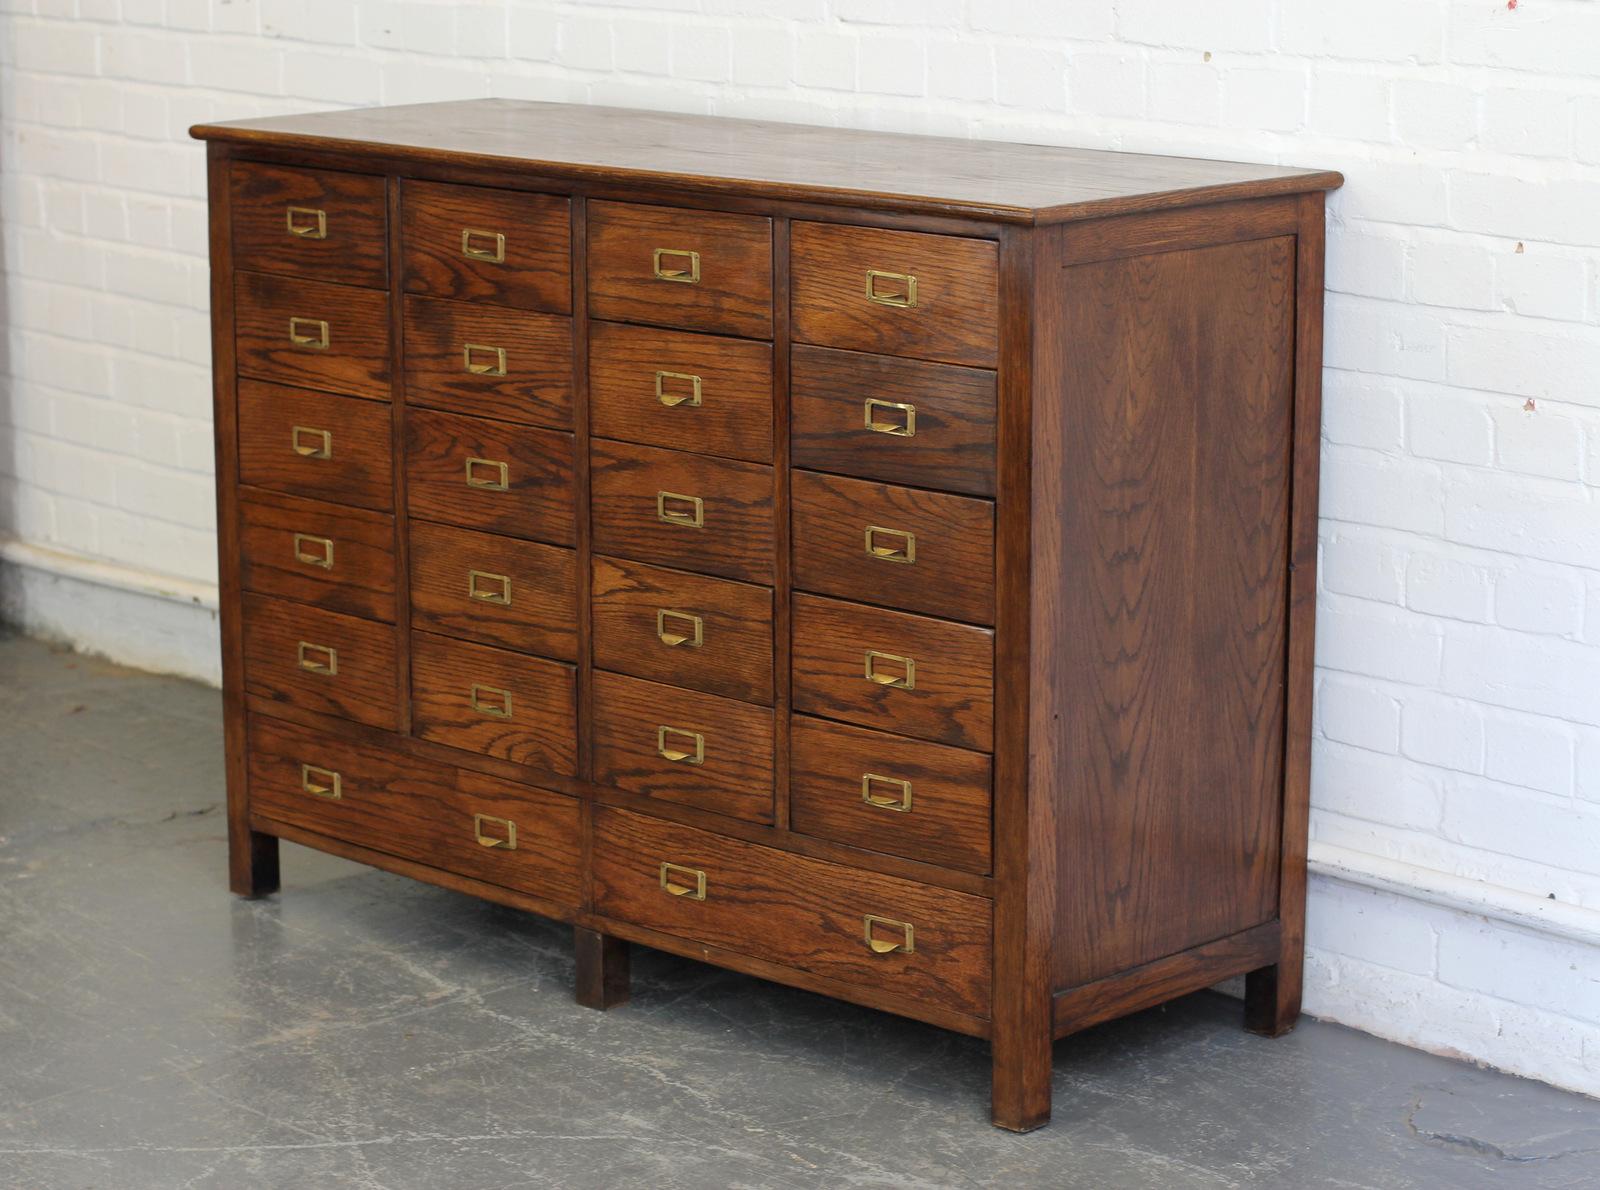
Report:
464,456,509,491
652,247,700,284
864,398,916,438
656,608,704,649
292,532,335,570
654,370,703,408
468,569,512,606
660,861,707,900
656,491,704,529
470,683,514,719
866,269,918,309
864,914,916,955
285,206,327,240
297,640,338,676
461,227,506,263
291,425,332,460
287,317,330,350
864,649,915,690
657,725,705,766
463,342,507,377
300,763,341,799
865,525,916,564
862,773,913,813
474,813,517,850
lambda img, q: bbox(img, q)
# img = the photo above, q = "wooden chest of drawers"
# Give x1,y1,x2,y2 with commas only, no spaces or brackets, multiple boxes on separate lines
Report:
193,101,1340,1131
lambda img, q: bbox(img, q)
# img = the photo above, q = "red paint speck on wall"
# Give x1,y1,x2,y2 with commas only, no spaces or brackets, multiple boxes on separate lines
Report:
1508,0,1518,9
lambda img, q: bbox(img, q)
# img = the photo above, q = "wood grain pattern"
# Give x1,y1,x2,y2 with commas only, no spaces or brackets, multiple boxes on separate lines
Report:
792,223,998,367
234,271,391,398
591,671,775,825
588,200,773,339
591,555,774,705
791,344,996,497
592,806,992,1018
405,408,575,544
239,491,396,621
589,320,772,463
402,295,573,429
790,714,992,875
791,593,994,751
237,379,394,511
401,178,571,311
410,630,577,774
241,592,399,731
408,520,578,661
792,469,995,625
590,439,773,583
230,160,388,288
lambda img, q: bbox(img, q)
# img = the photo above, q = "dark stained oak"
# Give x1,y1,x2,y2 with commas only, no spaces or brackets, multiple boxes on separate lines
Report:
239,491,396,622
402,296,573,429
234,271,391,399
237,380,394,512
401,179,571,312
405,408,575,544
241,592,399,731
230,161,388,288
574,926,631,1010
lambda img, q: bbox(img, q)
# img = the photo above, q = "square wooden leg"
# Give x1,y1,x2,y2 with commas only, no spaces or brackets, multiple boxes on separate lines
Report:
990,1023,1052,1132
1244,959,1302,1037
575,926,631,1011
229,828,280,899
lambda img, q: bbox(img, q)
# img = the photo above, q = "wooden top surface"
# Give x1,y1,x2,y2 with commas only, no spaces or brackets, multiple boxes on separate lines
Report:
192,100,1341,224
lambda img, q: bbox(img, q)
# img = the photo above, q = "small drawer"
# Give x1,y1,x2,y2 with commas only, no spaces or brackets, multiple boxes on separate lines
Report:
791,593,993,751
791,344,996,498
592,806,991,1019
241,593,398,731
230,162,388,288
239,492,396,622
401,180,571,312
588,201,773,340
410,631,577,774
406,409,575,545
237,381,393,512
792,470,995,626
592,555,773,705
791,715,992,875
590,321,772,463
792,223,999,368
592,672,773,825
403,296,573,430
235,272,391,400
248,717,581,909
409,521,577,662
590,440,773,584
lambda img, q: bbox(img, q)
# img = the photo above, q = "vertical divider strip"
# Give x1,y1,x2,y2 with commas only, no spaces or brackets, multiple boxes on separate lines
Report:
385,176,413,737
572,195,596,910
771,216,793,832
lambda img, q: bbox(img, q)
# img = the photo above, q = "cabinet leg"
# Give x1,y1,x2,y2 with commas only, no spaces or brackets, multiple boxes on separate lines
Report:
990,1025,1052,1132
574,926,630,1011
229,828,280,899
1244,958,1302,1037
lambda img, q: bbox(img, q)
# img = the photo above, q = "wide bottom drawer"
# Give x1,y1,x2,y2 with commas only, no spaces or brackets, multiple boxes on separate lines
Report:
248,716,581,909
592,806,991,1018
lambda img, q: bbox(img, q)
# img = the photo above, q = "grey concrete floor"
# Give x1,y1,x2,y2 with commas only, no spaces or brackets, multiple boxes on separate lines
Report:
1,629,1597,1190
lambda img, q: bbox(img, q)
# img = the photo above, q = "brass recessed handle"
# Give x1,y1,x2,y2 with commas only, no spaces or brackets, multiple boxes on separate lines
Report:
286,206,327,239
470,683,513,719
474,813,517,850
865,525,916,564
300,763,341,799
656,491,704,528
288,317,330,350
464,456,509,491
461,227,506,263
656,608,704,648
297,641,338,676
657,725,705,765
864,649,915,690
654,370,703,408
468,569,512,606
866,269,917,308
864,914,915,955
862,773,913,813
660,861,707,900
653,247,700,284
291,425,331,459
463,343,507,377
292,533,335,570
865,398,916,437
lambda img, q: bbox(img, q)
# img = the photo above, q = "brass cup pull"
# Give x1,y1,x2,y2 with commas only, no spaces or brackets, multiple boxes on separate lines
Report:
300,763,341,799
656,491,704,528
291,425,332,460
659,861,707,900
865,525,916,564
463,343,508,377
656,609,704,649
862,773,913,813
461,227,507,263
657,725,705,766
866,269,918,309
288,316,330,350
292,533,334,570
474,813,517,850
654,370,703,408
652,247,701,284
470,683,513,719
864,649,915,690
468,569,512,606
864,914,916,955
286,206,328,239
865,398,916,437
464,456,509,491
297,641,338,676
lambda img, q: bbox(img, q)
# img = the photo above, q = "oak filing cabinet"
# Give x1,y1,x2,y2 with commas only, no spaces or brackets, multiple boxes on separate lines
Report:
191,101,1341,1130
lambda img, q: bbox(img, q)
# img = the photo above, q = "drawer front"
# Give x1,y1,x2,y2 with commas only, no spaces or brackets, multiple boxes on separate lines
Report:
590,440,773,584
792,470,995,626
410,632,577,774
237,381,393,512
239,492,396,622
230,162,388,289
791,715,992,875
592,556,773,705
791,223,999,368
406,409,575,544
791,593,993,751
248,716,581,908
409,521,577,661
241,593,398,731
791,344,997,498
588,201,773,340
592,672,774,825
590,321,773,463
593,806,991,1018
401,180,571,312
235,272,391,399
403,296,573,430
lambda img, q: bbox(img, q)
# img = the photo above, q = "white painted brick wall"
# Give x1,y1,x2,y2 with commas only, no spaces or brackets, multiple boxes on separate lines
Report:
0,0,1596,1096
